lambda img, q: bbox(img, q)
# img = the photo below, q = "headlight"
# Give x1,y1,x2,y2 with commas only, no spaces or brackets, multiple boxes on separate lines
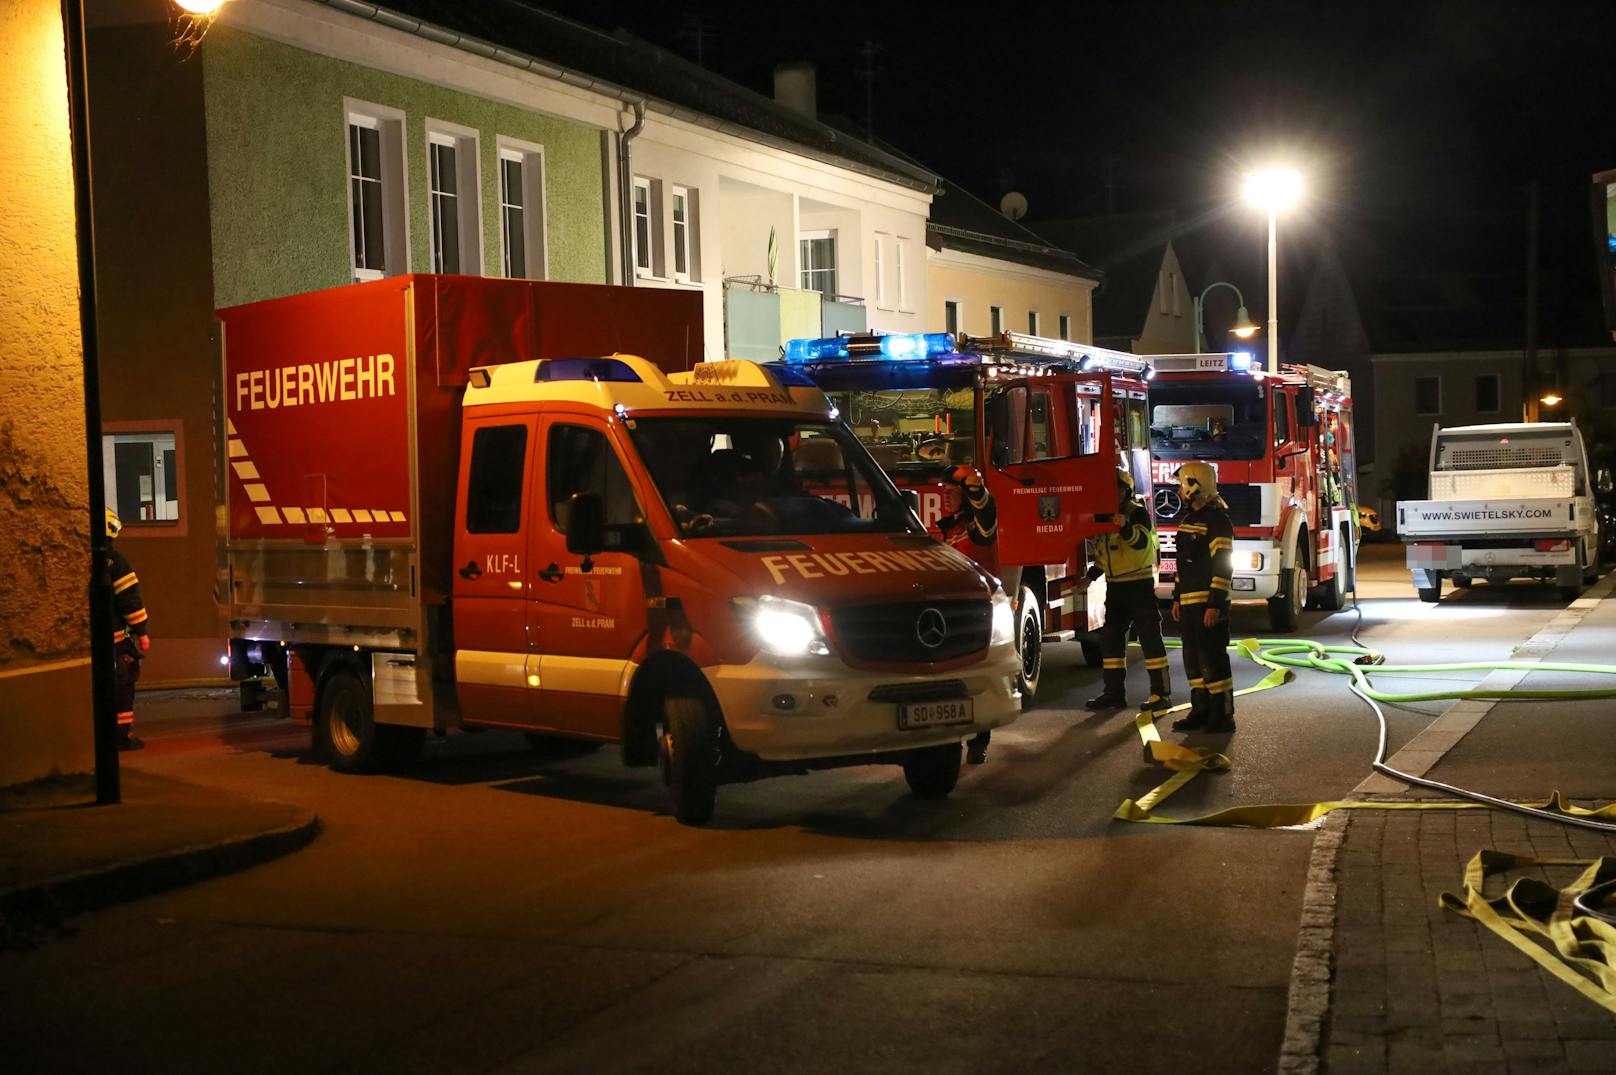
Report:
1235,551,1264,572
736,595,830,657
990,589,1015,646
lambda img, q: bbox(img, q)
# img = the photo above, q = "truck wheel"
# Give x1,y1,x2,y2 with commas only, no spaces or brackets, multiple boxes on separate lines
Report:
1015,586,1043,705
659,696,718,825
902,742,962,797
1268,560,1306,632
1417,578,1443,603
315,667,379,772
1451,575,1473,589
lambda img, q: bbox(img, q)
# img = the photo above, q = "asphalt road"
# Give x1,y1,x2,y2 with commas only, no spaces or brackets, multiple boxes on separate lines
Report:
0,542,1584,1074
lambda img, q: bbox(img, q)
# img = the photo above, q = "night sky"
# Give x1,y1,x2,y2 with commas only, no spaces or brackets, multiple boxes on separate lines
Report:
526,0,1616,347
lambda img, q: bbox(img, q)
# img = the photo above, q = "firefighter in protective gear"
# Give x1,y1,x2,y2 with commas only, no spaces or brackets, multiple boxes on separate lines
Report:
937,465,998,764
1084,469,1170,713
105,509,151,750
1169,462,1236,733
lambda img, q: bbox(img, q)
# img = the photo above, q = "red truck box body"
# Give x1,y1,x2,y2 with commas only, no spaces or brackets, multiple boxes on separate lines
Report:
220,274,703,605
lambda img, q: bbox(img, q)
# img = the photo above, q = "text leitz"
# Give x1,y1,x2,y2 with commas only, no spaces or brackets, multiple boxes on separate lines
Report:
235,354,397,412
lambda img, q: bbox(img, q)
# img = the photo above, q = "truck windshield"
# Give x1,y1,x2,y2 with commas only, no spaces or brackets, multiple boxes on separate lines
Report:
821,387,977,474
626,417,920,539
1149,380,1268,461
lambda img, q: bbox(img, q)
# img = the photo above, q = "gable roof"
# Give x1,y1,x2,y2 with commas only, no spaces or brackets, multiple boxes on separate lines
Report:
925,181,1101,280
1035,213,1179,339
325,0,939,191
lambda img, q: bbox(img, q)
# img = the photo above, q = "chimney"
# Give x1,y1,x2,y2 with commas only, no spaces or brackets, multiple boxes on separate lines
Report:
773,62,817,120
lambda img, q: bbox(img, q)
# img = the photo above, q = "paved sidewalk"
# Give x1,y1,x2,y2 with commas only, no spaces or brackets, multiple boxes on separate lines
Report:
1290,582,1616,1073
0,767,318,948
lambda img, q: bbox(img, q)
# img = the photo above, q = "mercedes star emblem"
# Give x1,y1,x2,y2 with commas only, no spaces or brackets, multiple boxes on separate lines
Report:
1153,487,1183,519
915,607,948,649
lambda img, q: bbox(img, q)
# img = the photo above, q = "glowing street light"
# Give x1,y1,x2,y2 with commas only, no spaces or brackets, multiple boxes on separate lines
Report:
1243,167,1303,373
1540,392,1564,408
174,0,230,13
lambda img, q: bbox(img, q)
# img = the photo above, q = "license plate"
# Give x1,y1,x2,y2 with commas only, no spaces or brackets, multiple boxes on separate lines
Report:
898,698,974,730
1159,557,1177,576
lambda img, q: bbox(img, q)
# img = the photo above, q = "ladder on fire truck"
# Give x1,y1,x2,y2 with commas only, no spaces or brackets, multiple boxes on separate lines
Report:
957,332,1151,375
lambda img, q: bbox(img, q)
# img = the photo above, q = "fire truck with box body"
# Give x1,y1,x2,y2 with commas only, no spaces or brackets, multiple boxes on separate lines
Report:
1146,353,1359,631
219,276,1021,824
784,330,1154,700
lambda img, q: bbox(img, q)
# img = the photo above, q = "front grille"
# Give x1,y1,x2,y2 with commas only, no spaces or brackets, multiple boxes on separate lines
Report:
830,600,990,663
1441,445,1564,470
1156,483,1263,527
867,680,969,704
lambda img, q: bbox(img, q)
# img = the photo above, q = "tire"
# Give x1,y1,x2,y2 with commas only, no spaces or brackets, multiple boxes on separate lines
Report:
658,695,718,825
524,732,604,758
1015,586,1043,705
315,666,379,772
1417,578,1442,603
1268,548,1306,632
1451,575,1473,589
902,742,962,797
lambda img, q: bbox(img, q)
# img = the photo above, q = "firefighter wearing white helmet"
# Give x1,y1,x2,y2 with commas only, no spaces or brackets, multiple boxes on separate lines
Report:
105,508,151,750
1084,468,1171,714
1169,462,1237,733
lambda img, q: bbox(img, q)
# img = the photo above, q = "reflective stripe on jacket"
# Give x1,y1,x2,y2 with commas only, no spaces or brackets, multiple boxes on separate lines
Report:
1096,499,1157,584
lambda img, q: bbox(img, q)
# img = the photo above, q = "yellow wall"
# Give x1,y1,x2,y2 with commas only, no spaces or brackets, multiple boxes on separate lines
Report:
0,0,94,785
927,250,1095,342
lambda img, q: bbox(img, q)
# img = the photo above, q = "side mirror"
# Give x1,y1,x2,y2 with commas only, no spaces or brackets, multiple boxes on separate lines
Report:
566,493,605,558
1295,387,1316,427
901,489,921,518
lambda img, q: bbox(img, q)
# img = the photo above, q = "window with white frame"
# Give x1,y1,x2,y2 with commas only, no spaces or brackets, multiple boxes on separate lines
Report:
671,185,699,282
633,176,653,277
346,103,407,281
103,430,179,525
1059,313,1071,340
873,233,886,307
498,139,547,280
427,124,481,275
1028,310,1040,335
944,300,960,335
800,231,837,296
895,238,908,309
990,305,1004,334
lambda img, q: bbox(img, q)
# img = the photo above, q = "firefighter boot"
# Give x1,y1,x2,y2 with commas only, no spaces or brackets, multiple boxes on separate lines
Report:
965,731,990,765
1141,663,1172,716
1172,688,1211,731
1086,662,1128,710
1204,691,1237,734
118,727,144,752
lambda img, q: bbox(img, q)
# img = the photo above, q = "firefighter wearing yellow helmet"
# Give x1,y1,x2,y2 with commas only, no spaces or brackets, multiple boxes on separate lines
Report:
105,508,151,750
1169,462,1236,733
1084,468,1170,714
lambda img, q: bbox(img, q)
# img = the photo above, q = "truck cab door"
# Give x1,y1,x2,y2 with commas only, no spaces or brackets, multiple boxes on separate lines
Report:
983,376,1114,564
452,414,539,726
526,417,650,740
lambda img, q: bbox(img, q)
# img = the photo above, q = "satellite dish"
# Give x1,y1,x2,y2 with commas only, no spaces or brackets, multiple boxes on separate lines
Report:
999,191,1028,221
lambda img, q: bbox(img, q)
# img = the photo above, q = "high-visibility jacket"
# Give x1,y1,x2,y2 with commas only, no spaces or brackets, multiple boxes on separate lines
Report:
108,545,149,647
1173,501,1235,610
1095,498,1157,583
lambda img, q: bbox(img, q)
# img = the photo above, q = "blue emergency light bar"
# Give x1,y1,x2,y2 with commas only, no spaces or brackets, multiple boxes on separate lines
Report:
782,332,955,364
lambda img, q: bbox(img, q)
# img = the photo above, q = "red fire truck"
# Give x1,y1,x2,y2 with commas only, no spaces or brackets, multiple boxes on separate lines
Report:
1145,352,1359,630
785,331,1154,700
219,276,1021,824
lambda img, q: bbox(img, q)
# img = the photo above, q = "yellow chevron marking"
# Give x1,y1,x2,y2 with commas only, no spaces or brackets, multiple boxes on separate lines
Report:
255,506,281,525
280,506,306,524
226,418,237,435
228,439,246,458
352,509,373,523
389,511,406,523
308,508,330,524
232,460,259,480
331,508,353,524
244,483,270,503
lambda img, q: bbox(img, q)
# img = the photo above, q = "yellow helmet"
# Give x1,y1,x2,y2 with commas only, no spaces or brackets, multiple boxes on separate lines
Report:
105,508,122,539
1175,461,1219,504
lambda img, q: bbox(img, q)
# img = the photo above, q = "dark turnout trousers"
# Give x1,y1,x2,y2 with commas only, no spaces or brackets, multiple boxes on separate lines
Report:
1099,579,1170,706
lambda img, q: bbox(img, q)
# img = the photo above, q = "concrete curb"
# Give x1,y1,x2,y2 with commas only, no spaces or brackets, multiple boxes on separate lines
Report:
0,810,320,922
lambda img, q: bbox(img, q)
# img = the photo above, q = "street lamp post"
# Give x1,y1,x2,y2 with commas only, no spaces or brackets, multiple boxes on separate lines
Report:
1243,168,1302,373
1193,281,1257,354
